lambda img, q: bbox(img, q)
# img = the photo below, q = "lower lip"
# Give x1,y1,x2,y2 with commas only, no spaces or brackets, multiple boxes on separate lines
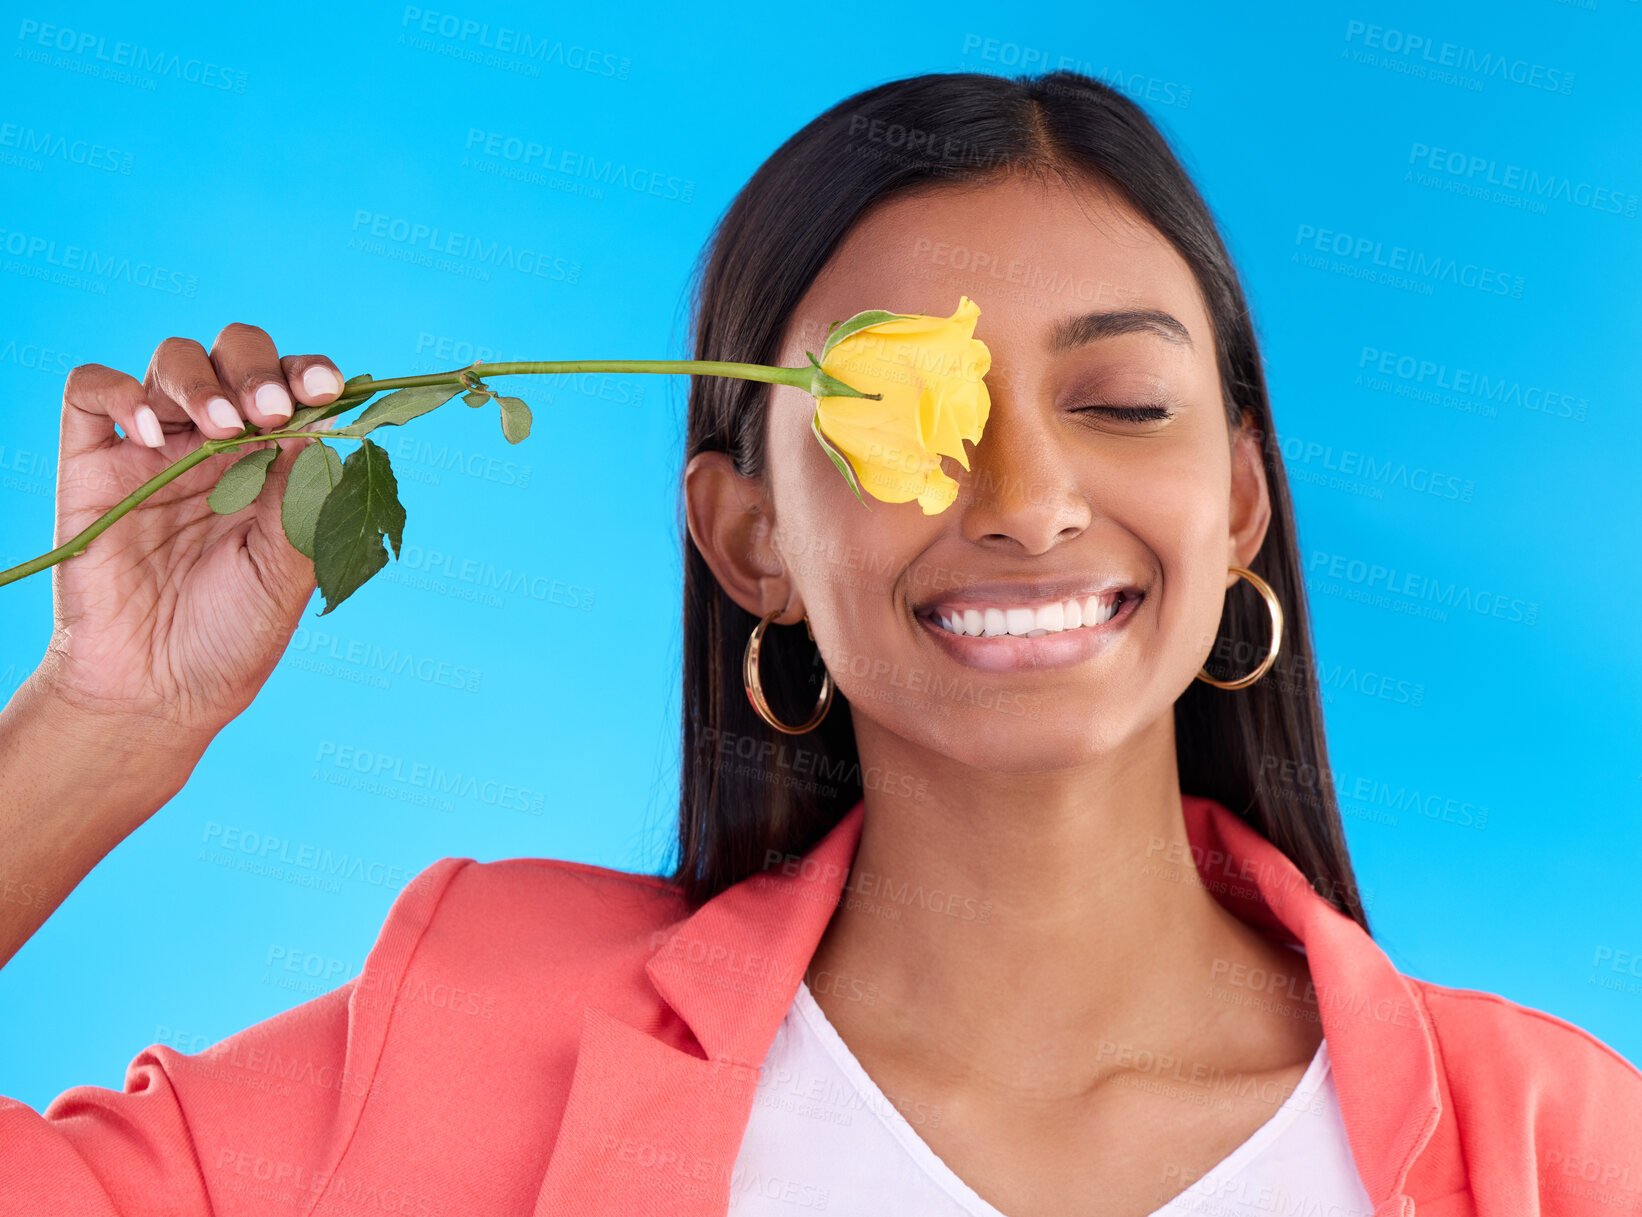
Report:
916,594,1144,673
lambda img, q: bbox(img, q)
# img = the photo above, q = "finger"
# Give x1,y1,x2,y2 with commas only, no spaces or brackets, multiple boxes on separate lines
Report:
145,335,248,440
207,323,344,431
61,363,169,459
204,322,295,430
279,353,346,408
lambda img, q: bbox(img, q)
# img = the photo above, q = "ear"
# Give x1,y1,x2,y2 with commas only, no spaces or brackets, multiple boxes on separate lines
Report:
1227,408,1273,582
683,451,805,624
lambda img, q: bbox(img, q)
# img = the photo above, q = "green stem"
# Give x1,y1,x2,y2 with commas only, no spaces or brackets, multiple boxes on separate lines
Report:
0,434,250,586
367,359,820,393
0,357,871,590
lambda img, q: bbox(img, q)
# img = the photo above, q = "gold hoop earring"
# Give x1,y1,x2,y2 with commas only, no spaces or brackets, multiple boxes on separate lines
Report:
1195,565,1284,690
744,610,834,734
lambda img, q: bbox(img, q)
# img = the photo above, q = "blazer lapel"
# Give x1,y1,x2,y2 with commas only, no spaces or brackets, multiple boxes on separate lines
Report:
528,1004,768,1216
1179,796,1444,1212
532,804,868,1217
534,795,1444,1215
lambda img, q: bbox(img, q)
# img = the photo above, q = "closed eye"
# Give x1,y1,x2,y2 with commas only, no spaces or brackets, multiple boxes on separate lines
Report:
1071,404,1176,423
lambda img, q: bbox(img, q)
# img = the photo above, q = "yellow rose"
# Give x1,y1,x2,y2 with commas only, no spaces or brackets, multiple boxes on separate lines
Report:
810,296,991,515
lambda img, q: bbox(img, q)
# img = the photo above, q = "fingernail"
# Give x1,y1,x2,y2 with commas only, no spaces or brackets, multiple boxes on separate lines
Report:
303,366,343,399
256,382,293,422
134,404,164,448
207,397,243,430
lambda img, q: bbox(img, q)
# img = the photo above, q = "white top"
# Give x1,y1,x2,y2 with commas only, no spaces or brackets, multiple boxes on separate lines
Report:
727,979,1374,1216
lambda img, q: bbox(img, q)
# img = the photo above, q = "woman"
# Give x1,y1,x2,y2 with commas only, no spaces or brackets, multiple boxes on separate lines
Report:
1,70,1637,1217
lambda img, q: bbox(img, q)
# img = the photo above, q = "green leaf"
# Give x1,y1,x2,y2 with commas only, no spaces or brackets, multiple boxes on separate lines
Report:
312,438,406,616
497,395,532,444
463,389,489,408
819,308,917,361
281,373,375,433
206,445,279,514
330,384,462,439
811,411,868,507
281,439,345,560
286,389,376,433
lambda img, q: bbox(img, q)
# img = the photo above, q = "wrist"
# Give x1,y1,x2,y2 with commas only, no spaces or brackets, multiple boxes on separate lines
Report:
0,671,209,949
13,668,215,789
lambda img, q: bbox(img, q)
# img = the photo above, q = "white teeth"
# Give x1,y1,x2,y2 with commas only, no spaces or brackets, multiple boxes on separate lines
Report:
1085,594,1117,625
930,592,1132,637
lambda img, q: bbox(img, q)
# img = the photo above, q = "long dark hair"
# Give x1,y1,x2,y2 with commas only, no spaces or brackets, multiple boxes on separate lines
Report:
670,70,1369,934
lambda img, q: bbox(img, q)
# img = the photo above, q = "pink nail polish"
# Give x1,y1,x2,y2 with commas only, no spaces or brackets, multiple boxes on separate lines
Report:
303,366,343,399
256,382,293,422
134,405,164,447
206,397,243,430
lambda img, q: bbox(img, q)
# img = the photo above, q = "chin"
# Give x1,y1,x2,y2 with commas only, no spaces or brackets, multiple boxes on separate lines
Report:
878,702,1150,777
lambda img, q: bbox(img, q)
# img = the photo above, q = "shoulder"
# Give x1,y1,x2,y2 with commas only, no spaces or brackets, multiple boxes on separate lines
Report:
372,853,693,1013
1407,977,1642,1189
1412,977,1642,1090
403,852,689,938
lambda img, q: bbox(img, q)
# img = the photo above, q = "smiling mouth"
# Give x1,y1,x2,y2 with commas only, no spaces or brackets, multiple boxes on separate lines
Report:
917,588,1145,639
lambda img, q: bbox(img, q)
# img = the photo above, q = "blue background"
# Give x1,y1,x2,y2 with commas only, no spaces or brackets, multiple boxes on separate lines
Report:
0,0,1637,1110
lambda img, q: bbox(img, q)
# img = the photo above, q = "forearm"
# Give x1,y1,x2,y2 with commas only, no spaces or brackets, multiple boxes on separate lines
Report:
0,671,209,969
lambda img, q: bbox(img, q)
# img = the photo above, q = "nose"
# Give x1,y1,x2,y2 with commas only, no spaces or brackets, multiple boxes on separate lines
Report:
953,380,1092,554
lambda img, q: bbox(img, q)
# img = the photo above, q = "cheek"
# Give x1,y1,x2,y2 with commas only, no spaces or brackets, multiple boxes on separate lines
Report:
1166,508,1239,670
767,387,866,522
767,415,934,644
793,512,921,635
1120,449,1234,664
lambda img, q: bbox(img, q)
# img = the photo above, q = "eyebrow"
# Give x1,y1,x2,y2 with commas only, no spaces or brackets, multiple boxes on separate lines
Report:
1046,308,1195,354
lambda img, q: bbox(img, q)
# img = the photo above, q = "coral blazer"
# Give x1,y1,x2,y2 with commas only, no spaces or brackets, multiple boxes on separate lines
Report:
4,794,1640,1216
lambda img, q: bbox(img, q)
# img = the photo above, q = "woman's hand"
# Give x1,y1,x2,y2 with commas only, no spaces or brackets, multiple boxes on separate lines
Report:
34,322,347,751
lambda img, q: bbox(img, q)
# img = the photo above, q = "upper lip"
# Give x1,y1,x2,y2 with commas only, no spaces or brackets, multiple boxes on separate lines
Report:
911,576,1147,616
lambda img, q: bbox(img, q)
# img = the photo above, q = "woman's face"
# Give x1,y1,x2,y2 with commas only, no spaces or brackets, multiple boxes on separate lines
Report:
758,168,1270,772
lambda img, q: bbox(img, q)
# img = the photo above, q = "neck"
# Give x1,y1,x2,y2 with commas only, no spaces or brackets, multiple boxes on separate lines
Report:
805,711,1267,1098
